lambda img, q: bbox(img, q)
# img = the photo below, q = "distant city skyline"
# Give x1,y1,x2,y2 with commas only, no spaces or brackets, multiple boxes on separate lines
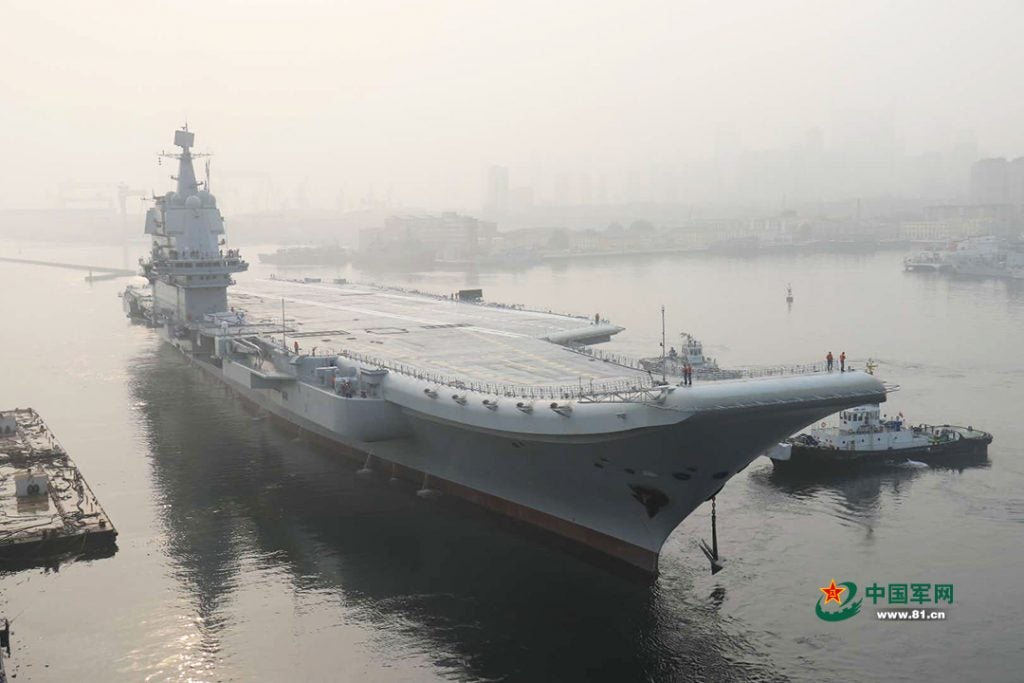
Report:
19,121,1013,219
5,1,1024,220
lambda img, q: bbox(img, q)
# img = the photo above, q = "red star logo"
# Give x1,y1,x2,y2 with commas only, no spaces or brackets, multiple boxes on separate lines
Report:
820,579,846,605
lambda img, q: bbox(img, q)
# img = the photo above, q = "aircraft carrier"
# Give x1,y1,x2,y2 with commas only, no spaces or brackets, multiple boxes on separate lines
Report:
122,128,889,574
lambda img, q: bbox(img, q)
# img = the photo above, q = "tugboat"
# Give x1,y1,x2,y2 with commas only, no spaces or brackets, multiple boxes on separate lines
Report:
640,333,742,380
771,404,992,471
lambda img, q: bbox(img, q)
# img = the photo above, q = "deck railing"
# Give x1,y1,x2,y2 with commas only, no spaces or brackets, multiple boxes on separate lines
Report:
232,294,871,401
563,344,845,380
327,349,863,402
334,349,657,401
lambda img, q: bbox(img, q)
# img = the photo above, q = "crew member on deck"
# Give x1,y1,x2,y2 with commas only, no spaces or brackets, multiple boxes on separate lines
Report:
840,351,846,372
826,351,834,371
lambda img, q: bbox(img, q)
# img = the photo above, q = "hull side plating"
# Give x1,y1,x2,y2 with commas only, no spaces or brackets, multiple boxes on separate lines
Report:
186,344,884,572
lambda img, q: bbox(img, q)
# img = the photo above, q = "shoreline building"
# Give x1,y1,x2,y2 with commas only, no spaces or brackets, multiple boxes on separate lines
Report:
484,165,510,217
359,212,497,262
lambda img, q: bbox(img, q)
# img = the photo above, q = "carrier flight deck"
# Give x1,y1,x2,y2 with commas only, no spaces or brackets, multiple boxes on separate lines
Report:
230,278,639,393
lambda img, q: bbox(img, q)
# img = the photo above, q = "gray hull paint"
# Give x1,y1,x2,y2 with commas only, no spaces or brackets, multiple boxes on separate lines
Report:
180,342,882,572
403,402,872,555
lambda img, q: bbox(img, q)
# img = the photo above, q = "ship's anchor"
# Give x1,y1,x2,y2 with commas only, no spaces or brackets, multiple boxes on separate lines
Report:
699,496,724,575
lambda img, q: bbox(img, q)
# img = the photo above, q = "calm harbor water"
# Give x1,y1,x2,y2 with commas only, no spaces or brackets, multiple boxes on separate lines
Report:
1,242,1023,682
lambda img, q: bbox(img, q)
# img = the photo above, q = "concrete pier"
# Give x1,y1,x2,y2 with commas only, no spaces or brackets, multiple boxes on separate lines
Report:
0,408,117,563
0,256,135,281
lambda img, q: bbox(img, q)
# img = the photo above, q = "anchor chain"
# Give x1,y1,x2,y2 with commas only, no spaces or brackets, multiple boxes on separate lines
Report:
700,495,724,575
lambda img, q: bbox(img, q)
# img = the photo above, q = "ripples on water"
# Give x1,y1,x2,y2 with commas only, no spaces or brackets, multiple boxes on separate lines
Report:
1,246,1023,681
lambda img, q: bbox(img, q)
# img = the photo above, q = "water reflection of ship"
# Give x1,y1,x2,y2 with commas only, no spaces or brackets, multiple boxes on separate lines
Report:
757,457,989,519
131,343,781,682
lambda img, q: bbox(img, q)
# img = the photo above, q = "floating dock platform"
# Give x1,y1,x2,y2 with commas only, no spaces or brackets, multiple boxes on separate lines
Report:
0,408,116,563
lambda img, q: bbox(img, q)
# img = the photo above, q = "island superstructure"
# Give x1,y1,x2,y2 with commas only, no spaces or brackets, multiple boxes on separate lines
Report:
123,128,890,574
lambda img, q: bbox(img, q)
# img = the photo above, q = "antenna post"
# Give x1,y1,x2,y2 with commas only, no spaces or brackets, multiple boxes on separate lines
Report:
660,305,667,384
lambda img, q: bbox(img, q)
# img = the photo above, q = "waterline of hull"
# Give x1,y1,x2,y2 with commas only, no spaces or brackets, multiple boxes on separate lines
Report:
165,338,885,574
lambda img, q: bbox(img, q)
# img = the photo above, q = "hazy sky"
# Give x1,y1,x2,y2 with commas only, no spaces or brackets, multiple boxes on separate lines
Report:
3,0,1024,211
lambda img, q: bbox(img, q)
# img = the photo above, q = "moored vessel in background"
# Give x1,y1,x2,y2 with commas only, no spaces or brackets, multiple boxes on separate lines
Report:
949,236,1007,277
903,236,1024,279
948,235,1024,279
904,250,952,272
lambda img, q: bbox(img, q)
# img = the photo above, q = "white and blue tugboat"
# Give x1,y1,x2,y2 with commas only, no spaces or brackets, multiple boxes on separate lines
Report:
640,333,742,380
771,404,992,471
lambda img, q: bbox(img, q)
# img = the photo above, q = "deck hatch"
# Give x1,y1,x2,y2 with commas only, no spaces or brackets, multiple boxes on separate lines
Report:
287,329,350,338
365,327,409,335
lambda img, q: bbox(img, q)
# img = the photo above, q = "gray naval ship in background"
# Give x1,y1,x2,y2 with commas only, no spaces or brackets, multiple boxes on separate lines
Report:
123,128,889,574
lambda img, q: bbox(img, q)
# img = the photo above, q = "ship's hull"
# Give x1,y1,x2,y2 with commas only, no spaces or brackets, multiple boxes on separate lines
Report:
163,333,882,574
772,437,991,472
398,403,851,571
